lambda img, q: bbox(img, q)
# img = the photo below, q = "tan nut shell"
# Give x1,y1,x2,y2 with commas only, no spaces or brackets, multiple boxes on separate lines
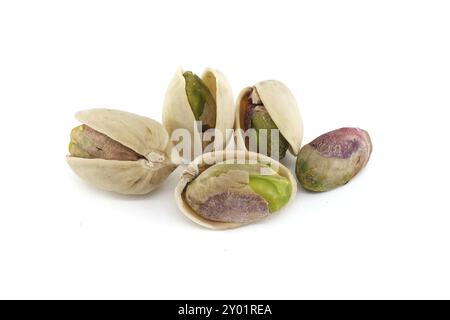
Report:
175,150,297,230
235,80,303,156
162,68,234,155
66,109,177,195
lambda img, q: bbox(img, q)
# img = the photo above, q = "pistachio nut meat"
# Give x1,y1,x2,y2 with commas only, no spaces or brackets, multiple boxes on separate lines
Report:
163,68,234,160
175,151,297,230
235,80,303,160
296,127,372,192
67,109,177,195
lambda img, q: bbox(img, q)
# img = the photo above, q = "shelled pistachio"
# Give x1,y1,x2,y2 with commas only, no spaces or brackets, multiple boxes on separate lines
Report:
296,127,372,192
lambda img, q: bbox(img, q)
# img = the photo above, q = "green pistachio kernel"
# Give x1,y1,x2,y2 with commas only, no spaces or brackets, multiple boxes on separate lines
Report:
250,107,290,159
183,71,216,131
248,173,291,212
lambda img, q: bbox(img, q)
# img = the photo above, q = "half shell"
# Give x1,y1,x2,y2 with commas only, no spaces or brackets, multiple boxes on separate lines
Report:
235,80,303,156
162,68,234,160
175,150,297,230
67,109,177,194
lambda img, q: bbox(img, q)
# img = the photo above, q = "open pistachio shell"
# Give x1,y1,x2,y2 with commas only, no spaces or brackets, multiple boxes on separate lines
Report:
235,80,303,158
175,150,297,230
162,68,234,159
66,109,177,195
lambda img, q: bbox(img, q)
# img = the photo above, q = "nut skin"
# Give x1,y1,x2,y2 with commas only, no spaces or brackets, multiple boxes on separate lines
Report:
69,125,143,161
296,127,372,192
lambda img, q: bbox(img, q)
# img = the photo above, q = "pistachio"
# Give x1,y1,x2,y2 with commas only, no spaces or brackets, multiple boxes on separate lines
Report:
296,127,372,192
235,80,303,160
183,71,216,131
175,151,297,229
244,88,290,158
185,163,291,223
66,109,177,195
69,125,143,161
163,68,234,158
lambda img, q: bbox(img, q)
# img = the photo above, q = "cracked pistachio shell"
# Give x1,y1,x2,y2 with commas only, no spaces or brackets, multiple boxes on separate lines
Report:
296,127,372,192
175,150,297,230
66,109,177,195
235,80,303,157
162,68,234,155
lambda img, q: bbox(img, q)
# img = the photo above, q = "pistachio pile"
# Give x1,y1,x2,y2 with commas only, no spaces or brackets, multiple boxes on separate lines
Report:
67,67,372,229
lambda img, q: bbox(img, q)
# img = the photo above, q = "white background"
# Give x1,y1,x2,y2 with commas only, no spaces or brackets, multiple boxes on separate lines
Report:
0,0,449,299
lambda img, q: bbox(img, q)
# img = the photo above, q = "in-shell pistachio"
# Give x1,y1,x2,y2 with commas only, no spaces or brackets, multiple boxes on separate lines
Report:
185,163,291,223
163,68,234,158
175,151,297,230
66,109,177,195
295,127,372,192
235,80,303,160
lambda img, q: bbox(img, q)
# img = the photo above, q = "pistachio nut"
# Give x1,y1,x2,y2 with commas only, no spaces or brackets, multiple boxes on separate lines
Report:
175,151,297,230
296,127,372,192
235,80,303,160
163,68,234,159
66,109,177,195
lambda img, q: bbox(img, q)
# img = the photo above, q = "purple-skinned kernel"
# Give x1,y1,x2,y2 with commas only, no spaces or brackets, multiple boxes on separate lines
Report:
197,191,269,223
296,127,372,192
310,127,372,159
69,124,143,161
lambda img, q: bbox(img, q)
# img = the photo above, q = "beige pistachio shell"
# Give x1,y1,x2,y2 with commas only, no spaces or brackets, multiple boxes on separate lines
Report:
235,80,303,156
175,150,297,230
67,109,177,195
162,68,234,157
67,157,175,195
